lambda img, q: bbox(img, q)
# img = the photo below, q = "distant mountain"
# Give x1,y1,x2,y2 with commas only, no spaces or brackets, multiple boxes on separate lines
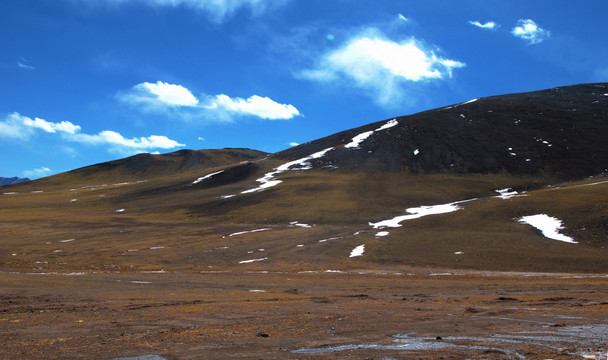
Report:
0,177,30,186
4,83,608,273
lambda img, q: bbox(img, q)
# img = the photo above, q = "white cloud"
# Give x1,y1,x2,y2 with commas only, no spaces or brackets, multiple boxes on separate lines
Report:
119,81,199,108
1,112,185,153
119,81,300,121
205,94,300,120
299,29,465,106
468,20,497,30
23,167,52,178
22,116,81,134
0,113,33,139
511,19,550,44
72,131,184,150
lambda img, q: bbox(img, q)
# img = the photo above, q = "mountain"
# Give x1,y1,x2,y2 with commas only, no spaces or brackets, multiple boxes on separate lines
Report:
1,83,607,273
0,177,30,186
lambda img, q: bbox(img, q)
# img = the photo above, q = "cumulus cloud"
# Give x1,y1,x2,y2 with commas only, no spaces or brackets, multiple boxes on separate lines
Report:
21,116,81,134
23,167,52,178
511,19,550,44
0,113,34,140
468,20,497,30
0,112,184,153
204,94,301,120
119,81,301,121
71,131,184,150
118,81,199,108
299,29,465,106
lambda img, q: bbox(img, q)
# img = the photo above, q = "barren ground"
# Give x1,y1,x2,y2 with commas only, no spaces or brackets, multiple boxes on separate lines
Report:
1,269,607,359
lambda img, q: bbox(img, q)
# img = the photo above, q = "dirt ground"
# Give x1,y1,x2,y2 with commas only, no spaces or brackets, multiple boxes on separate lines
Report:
1,269,607,359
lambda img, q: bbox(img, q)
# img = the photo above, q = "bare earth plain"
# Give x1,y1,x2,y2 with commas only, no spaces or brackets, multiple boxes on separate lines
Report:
1,269,607,359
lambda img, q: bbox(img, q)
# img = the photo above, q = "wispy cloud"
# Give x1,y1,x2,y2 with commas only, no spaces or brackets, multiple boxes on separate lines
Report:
0,112,185,154
299,29,465,107
511,19,550,44
119,81,301,121
23,167,52,178
17,61,35,70
468,20,498,30
101,0,289,23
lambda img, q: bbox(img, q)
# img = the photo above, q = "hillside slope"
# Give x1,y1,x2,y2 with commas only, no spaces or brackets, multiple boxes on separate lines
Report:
1,83,607,273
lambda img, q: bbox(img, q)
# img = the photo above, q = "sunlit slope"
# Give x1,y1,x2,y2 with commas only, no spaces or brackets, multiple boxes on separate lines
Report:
1,83,607,273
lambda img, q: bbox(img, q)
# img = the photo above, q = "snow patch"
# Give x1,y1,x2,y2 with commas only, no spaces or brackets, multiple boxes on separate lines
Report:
239,257,268,264
318,237,341,243
518,214,576,243
413,149,419,155
349,244,365,258
495,188,519,199
228,228,271,237
345,131,374,149
242,147,335,193
375,231,390,237
345,119,398,149
192,170,224,185
369,199,474,229
115,208,125,213
59,239,75,243
375,119,398,131
459,98,478,105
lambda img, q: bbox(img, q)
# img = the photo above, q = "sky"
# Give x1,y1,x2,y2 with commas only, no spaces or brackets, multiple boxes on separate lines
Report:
1,0,607,179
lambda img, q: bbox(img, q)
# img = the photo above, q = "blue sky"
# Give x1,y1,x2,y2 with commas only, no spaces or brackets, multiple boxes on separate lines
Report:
1,0,607,179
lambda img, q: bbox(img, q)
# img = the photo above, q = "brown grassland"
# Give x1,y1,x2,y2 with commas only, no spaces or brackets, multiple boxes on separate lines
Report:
1,150,607,358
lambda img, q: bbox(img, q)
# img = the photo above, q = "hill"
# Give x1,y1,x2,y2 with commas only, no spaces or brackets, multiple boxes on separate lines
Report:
1,83,607,273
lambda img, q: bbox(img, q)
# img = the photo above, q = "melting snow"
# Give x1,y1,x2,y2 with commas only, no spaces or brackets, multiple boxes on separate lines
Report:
345,119,399,149
375,119,399,131
454,251,464,255
318,237,341,243
495,188,519,199
228,228,271,237
59,239,75,243
192,170,224,185
345,131,374,149
375,231,390,237
290,221,312,228
149,246,165,250
460,98,478,105
518,214,576,243
349,244,365,257
242,147,335,194
369,199,474,229
115,209,125,213
238,257,268,264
